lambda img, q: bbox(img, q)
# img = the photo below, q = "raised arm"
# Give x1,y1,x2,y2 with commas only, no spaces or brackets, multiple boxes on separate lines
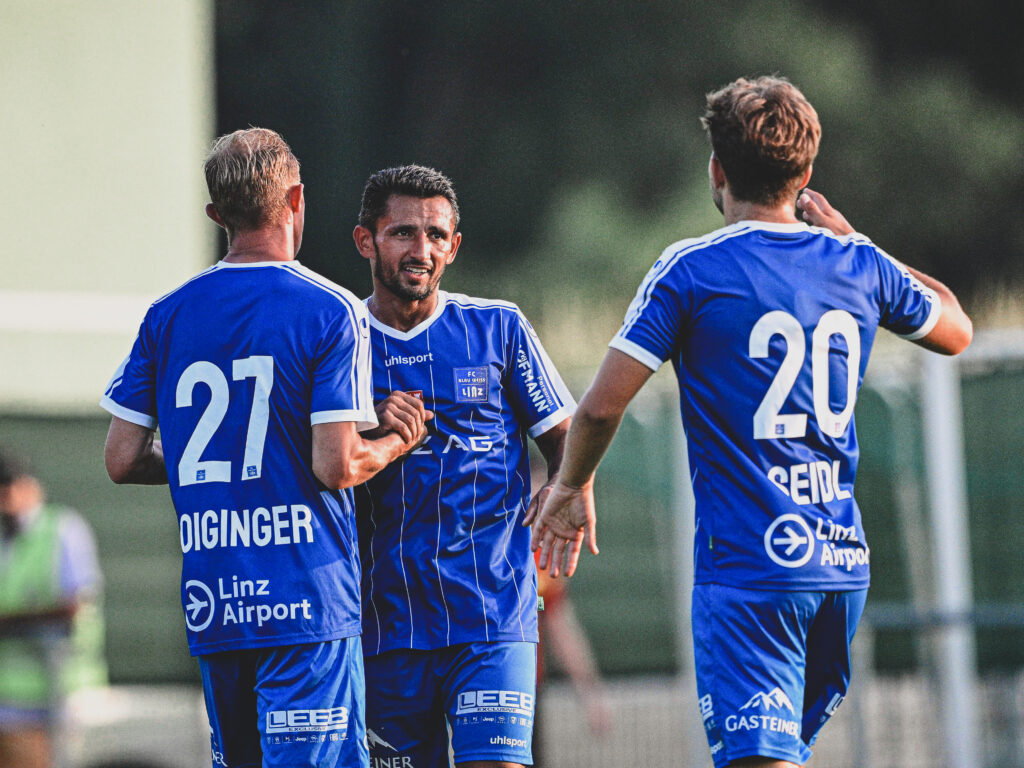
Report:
312,402,431,489
104,416,167,485
799,188,972,355
531,348,654,576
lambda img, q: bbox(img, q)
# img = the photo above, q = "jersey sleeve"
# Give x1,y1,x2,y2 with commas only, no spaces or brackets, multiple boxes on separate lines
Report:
873,248,942,340
99,312,158,429
506,308,576,438
609,253,691,370
310,300,379,432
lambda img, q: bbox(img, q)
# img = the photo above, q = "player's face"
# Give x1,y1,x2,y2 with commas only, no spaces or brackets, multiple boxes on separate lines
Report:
363,195,461,303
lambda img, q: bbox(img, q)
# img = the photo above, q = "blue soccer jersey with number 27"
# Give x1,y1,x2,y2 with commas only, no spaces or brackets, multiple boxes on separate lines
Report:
612,221,939,590
101,260,377,655
355,291,575,655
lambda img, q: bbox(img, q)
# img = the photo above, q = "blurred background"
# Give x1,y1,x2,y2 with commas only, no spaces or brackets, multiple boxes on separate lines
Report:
1,0,1022,766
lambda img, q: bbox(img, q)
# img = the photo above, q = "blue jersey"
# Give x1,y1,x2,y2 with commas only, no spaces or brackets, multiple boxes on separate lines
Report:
354,291,575,655
100,260,377,655
612,221,940,590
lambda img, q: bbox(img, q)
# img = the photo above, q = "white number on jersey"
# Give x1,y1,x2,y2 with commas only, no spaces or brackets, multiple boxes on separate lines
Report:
175,356,275,486
750,310,860,440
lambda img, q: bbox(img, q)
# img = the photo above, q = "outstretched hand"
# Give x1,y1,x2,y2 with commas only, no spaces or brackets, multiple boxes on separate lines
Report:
797,188,855,236
529,478,598,578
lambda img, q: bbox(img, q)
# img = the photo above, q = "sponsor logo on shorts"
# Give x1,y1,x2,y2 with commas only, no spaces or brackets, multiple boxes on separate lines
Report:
266,706,349,735
183,576,314,633
725,686,800,737
456,689,534,717
490,735,528,750
367,729,415,767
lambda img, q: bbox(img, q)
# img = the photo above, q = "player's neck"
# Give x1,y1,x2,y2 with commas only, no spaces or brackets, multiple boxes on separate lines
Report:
721,192,801,227
222,226,297,263
367,289,440,332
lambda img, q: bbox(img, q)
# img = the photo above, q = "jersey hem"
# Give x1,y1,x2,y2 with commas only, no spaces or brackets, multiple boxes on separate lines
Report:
695,576,870,592
187,622,362,656
99,397,157,429
527,404,576,438
363,631,539,657
608,336,662,371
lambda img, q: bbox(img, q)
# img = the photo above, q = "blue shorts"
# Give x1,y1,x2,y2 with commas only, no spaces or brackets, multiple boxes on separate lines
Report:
692,584,867,767
364,641,536,766
199,636,367,768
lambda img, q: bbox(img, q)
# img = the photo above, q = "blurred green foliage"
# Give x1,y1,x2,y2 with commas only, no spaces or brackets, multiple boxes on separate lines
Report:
217,0,1023,366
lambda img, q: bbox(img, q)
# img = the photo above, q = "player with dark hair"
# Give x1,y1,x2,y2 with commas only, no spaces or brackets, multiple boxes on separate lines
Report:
101,128,428,768
351,164,578,768
530,76,972,767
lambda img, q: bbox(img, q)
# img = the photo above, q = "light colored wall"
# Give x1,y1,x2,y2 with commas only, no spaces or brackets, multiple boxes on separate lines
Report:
0,0,214,412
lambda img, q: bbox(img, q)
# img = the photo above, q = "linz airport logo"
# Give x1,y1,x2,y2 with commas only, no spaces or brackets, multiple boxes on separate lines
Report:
184,579,216,632
454,367,488,403
763,513,815,568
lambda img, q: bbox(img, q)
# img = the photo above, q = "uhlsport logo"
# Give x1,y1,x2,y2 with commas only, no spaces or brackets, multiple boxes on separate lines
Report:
184,579,215,631
763,514,815,568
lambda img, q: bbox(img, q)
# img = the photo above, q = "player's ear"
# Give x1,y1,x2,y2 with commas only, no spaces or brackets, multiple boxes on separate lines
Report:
445,231,462,265
353,225,375,260
709,154,727,189
205,203,225,228
800,165,813,189
286,183,304,214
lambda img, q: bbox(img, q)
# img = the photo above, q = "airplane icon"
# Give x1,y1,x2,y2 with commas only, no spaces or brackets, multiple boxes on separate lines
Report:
772,526,808,555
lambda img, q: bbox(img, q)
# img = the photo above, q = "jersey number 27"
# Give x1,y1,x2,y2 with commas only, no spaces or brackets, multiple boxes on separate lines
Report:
175,356,274,486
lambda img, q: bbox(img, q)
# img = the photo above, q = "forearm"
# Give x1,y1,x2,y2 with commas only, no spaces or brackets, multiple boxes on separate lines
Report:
0,603,76,635
557,401,623,488
903,264,973,355
105,419,167,485
314,426,414,489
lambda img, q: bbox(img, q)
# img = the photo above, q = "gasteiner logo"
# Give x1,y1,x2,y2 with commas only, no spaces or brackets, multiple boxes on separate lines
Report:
367,729,414,768
740,687,795,715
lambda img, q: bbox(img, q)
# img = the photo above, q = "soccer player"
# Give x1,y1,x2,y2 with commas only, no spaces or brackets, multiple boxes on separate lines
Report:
100,128,428,768
350,165,578,768
531,76,972,767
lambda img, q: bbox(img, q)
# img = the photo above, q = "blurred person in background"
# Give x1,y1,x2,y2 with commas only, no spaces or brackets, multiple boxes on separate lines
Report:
101,128,427,768
532,547,612,767
0,449,106,768
351,165,579,768
532,75,972,767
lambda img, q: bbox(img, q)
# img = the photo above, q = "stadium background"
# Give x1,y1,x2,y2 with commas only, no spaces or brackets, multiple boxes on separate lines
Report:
2,1,1022,765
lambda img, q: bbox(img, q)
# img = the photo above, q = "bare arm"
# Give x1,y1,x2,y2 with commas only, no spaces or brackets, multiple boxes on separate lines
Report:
522,417,570,527
531,349,654,576
798,188,972,355
312,407,430,489
104,416,167,484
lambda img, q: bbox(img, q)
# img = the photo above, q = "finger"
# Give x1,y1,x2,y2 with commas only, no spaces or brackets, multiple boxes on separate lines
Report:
549,537,566,578
530,520,544,551
523,495,539,527
562,535,583,578
536,531,552,570
585,519,600,556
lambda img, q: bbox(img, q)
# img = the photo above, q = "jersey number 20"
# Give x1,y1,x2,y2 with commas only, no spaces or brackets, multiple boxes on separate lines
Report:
175,356,274,486
749,310,860,440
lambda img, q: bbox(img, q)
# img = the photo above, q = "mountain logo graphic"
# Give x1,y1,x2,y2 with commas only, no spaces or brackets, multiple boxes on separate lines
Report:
367,729,397,752
739,687,796,715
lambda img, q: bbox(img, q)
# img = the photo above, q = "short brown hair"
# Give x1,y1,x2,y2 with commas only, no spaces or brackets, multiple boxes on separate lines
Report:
203,128,301,236
358,165,460,233
701,76,820,206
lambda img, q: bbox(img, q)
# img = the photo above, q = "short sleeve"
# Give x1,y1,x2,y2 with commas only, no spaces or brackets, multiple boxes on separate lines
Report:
99,313,158,428
310,301,379,432
874,249,941,340
610,253,691,370
505,309,576,438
